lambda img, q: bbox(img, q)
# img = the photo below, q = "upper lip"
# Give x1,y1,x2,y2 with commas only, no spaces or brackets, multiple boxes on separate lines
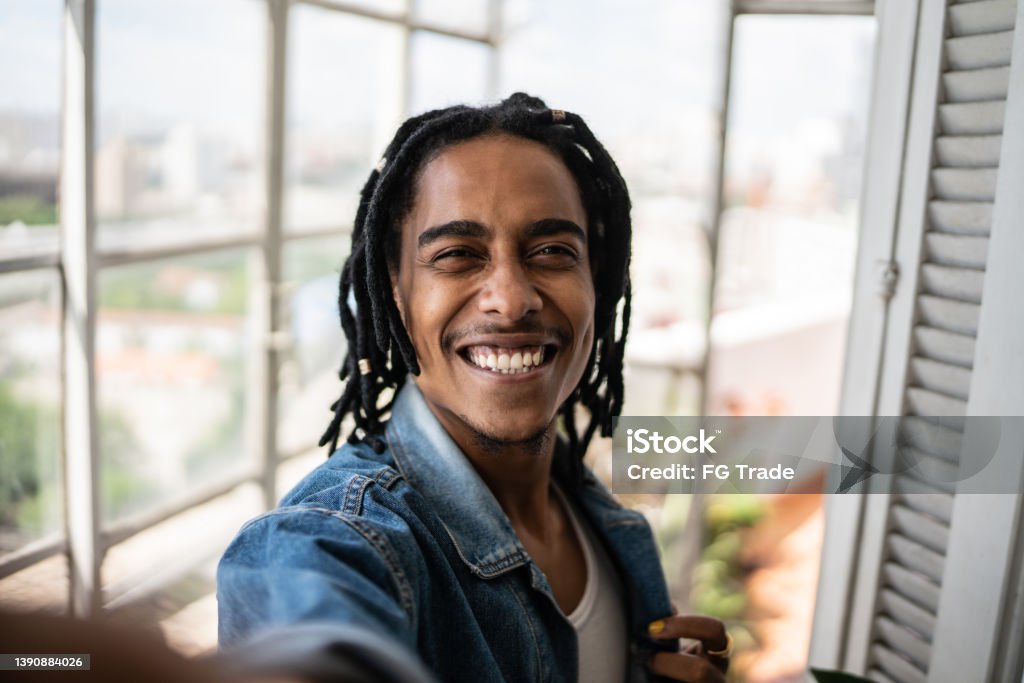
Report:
454,333,560,353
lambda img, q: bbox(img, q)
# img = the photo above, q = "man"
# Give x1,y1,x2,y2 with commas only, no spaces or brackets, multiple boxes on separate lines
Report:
218,94,731,683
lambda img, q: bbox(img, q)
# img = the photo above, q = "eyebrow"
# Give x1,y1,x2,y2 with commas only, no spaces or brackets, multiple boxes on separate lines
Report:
417,218,586,250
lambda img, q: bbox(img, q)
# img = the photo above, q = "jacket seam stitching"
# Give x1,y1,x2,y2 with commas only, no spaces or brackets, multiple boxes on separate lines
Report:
503,581,544,683
345,516,417,624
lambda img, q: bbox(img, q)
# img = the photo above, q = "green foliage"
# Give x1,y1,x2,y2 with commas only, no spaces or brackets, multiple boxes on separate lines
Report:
0,195,57,226
0,382,58,533
100,252,248,315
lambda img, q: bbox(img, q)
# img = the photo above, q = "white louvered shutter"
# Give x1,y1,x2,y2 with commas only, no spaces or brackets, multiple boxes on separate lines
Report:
812,1,1024,682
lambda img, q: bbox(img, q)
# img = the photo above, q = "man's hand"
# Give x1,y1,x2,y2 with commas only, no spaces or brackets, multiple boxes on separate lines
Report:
646,615,731,682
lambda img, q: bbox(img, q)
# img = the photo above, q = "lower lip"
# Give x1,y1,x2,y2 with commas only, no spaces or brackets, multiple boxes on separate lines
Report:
458,352,554,383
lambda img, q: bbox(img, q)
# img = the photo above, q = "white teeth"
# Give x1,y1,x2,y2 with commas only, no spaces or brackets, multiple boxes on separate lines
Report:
465,346,548,374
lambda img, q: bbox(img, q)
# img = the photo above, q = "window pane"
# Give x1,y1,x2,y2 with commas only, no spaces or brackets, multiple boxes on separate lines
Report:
285,8,403,232
0,1,61,260
278,236,349,457
409,32,491,115
0,270,62,551
500,0,724,414
97,250,254,523
95,0,263,249
414,0,490,35
713,15,875,416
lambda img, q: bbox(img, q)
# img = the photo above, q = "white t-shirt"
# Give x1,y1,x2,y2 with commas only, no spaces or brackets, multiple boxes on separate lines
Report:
553,485,629,683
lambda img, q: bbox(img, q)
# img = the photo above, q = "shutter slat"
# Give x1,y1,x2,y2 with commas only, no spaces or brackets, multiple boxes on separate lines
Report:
942,66,1010,102
948,0,1017,36
888,534,945,583
924,232,989,268
937,101,1006,135
905,387,967,422
883,563,942,613
893,480,954,523
934,135,1001,167
898,447,959,493
916,295,980,336
876,616,932,667
891,505,951,554
945,30,1015,70
919,263,984,303
867,669,897,683
872,642,928,683
927,200,992,235
908,357,972,400
879,589,937,640
899,416,964,461
913,326,976,368
931,167,998,200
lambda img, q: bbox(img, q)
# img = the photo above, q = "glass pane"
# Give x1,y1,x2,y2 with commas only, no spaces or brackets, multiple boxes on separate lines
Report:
0,1,61,259
0,270,62,551
97,250,254,523
278,236,350,457
500,0,725,415
409,32,491,115
95,0,263,249
286,8,404,232
414,0,489,35
713,15,875,416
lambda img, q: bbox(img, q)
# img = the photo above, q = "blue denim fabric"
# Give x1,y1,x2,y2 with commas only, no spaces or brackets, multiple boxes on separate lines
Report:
218,382,678,682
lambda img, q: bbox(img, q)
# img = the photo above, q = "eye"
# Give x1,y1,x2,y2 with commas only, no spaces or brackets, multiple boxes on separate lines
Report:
530,244,580,265
429,246,484,272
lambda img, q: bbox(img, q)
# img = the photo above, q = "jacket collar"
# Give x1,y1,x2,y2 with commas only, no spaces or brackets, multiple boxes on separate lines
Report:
383,382,674,632
385,382,531,578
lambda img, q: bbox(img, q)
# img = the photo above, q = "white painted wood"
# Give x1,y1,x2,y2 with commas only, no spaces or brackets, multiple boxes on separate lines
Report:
918,263,985,302
889,533,946,583
873,642,928,683
905,386,968,419
809,0,922,670
61,0,101,619
912,326,975,367
937,100,1006,135
942,65,1010,101
927,200,992,234
908,356,973,398
883,562,942,612
923,232,989,267
876,615,931,667
945,29,1015,68
894,480,954,521
916,295,980,335
934,135,1001,167
930,166,998,199
928,3,1024,680
948,0,1016,34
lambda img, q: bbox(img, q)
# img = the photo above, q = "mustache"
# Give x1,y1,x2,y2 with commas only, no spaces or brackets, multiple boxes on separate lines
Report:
441,320,572,352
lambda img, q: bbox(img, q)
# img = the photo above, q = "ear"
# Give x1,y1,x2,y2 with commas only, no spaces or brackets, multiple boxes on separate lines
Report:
390,267,407,325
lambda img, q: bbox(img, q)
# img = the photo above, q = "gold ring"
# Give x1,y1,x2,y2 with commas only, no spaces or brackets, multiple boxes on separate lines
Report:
706,633,733,658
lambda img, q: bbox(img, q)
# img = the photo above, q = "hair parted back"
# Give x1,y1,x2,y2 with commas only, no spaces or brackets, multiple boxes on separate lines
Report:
319,92,633,485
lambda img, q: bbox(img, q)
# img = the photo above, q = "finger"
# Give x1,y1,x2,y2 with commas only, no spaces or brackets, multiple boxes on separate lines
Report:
648,652,725,683
648,616,728,652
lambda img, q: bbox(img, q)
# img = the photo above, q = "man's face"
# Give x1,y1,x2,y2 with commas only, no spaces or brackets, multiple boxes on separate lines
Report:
391,133,595,449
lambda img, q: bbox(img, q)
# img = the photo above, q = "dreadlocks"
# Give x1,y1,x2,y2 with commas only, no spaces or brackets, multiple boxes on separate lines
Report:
318,93,633,485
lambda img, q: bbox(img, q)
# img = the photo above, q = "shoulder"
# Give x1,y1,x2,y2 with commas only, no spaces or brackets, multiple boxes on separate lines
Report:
278,441,406,514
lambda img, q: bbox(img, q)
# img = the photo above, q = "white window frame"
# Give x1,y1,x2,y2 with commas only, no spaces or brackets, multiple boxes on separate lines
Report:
0,0,501,618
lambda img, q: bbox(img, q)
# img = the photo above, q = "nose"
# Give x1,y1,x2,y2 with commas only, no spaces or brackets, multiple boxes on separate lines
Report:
477,259,543,321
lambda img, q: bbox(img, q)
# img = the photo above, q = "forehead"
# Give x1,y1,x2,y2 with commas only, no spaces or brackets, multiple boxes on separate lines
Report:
405,133,587,235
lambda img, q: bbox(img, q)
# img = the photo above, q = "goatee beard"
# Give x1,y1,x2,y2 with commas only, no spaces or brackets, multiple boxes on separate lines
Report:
470,423,553,457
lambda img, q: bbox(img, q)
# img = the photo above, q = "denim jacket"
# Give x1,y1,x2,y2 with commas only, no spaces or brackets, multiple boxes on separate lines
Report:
217,382,677,682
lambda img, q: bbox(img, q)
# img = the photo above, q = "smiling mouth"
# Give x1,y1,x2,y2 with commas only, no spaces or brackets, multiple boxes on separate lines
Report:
459,345,554,375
